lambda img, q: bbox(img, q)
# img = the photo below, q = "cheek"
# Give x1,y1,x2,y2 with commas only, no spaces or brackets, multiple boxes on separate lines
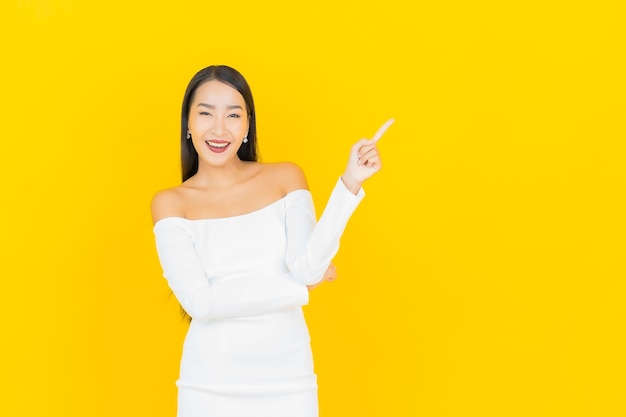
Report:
243,118,250,133
228,119,247,133
189,119,213,137
187,116,197,132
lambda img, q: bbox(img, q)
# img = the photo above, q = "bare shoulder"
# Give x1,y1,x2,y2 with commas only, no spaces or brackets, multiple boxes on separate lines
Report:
262,161,309,194
151,186,185,225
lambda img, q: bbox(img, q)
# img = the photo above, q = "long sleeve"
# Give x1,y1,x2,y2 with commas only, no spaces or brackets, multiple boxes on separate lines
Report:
153,218,309,322
285,177,365,285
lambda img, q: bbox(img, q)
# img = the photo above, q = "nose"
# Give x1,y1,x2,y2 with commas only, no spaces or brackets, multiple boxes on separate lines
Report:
211,116,226,136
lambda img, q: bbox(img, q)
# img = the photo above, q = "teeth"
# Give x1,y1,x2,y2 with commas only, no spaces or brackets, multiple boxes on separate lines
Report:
207,141,229,148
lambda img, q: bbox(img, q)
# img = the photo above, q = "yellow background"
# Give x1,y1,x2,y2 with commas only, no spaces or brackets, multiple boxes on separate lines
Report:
2,1,625,416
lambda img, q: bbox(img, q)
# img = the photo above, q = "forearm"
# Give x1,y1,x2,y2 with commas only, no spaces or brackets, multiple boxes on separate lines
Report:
154,218,308,322
286,178,364,285
172,273,308,321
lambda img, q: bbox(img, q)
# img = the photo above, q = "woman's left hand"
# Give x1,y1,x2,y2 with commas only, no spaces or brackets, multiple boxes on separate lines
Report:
342,118,394,193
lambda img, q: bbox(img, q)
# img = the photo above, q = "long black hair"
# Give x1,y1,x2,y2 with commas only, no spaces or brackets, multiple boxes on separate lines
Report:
180,65,258,181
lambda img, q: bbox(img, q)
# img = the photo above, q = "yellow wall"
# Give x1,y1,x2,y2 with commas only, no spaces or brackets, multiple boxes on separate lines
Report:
2,1,625,416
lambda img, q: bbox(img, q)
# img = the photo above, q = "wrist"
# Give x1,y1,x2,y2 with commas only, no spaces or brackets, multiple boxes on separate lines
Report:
341,173,362,195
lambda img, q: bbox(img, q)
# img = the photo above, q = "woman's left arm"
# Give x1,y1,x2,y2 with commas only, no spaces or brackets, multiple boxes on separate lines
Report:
285,119,393,286
284,182,364,285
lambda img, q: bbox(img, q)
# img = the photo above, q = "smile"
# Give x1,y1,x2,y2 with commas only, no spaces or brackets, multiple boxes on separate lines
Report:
205,140,230,153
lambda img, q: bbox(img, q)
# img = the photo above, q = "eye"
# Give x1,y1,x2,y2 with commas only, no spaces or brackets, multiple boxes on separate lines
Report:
228,114,241,118
199,111,211,116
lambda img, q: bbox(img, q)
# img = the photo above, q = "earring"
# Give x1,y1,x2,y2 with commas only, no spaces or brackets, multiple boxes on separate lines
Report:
243,136,248,144
187,132,191,140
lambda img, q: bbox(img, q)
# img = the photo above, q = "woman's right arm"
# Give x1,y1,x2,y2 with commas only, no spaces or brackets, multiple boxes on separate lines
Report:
151,191,308,321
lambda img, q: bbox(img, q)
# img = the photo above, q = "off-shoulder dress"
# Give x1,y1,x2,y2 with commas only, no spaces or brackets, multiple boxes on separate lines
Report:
153,179,364,417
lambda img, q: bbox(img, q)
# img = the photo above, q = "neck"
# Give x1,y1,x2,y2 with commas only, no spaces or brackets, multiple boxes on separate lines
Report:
192,158,251,189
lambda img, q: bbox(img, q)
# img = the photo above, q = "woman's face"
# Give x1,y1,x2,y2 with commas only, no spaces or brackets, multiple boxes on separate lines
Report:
187,80,249,166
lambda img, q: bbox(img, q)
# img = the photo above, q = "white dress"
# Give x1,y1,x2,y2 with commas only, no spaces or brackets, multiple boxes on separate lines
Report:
153,178,364,417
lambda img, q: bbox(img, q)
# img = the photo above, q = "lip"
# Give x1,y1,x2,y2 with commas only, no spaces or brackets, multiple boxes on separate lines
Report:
205,140,230,154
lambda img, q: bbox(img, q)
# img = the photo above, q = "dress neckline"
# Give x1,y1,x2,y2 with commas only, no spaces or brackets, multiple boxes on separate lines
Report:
153,188,310,227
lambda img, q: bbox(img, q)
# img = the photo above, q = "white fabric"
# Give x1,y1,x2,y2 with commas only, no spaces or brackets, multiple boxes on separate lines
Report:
153,178,364,417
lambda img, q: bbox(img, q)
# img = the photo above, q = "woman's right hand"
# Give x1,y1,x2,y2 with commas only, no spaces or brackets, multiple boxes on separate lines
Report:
307,263,337,291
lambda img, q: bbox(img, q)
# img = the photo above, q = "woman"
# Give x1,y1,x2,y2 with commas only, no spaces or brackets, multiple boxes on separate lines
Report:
152,65,392,417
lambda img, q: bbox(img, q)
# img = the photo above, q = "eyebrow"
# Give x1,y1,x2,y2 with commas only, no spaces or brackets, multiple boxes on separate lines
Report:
197,103,243,110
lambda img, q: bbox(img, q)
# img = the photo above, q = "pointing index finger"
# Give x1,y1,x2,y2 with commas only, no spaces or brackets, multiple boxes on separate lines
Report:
371,118,395,143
